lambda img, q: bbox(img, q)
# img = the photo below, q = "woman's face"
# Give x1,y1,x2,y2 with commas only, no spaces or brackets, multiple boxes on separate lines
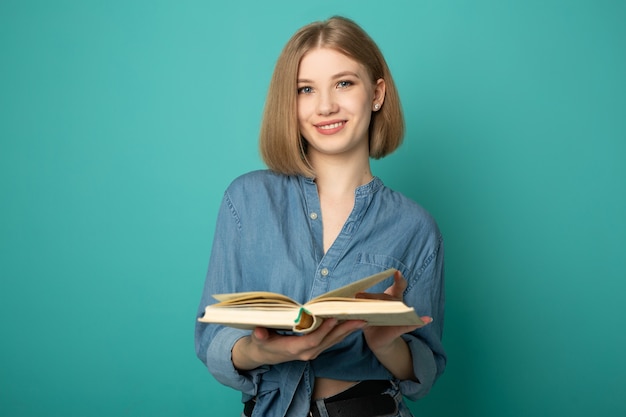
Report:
296,47,385,161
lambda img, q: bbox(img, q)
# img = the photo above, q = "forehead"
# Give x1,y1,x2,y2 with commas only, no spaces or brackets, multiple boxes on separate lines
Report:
297,47,366,78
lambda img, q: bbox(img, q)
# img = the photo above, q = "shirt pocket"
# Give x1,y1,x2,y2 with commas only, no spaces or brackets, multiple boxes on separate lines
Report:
353,253,409,294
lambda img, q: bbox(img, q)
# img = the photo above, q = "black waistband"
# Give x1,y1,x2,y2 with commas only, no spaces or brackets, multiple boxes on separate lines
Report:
322,379,392,403
310,380,396,417
243,380,395,417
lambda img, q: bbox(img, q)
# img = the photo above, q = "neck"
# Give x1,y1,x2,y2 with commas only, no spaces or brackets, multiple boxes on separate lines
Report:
312,157,373,198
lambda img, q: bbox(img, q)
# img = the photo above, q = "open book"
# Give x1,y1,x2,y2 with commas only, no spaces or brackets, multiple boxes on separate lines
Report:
198,268,425,334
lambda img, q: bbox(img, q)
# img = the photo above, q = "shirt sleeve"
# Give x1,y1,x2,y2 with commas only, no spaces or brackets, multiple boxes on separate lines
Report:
194,189,268,397
399,233,446,400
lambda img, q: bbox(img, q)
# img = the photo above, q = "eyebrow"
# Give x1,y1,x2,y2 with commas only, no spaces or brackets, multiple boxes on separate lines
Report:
297,71,361,84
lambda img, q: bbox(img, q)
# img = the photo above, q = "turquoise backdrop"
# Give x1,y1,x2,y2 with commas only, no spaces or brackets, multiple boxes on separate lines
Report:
1,1,625,416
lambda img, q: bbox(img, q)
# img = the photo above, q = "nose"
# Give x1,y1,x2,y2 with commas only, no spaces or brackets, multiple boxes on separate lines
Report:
316,90,338,116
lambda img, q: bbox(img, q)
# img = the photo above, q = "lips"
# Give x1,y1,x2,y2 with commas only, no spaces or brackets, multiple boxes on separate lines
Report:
314,120,346,135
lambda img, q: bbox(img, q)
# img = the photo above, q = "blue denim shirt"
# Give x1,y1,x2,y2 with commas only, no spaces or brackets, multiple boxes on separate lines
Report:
195,170,446,417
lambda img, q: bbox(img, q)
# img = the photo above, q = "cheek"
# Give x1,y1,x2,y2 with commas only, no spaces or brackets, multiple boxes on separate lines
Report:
346,92,372,114
296,108,309,135
296,100,310,122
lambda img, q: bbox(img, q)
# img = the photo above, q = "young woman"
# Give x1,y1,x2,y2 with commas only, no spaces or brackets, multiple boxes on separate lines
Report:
195,16,446,417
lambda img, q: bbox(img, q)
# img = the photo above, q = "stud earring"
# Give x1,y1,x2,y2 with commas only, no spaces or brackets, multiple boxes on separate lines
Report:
373,103,380,110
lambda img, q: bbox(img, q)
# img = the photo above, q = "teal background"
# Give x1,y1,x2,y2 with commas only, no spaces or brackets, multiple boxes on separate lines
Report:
1,1,624,416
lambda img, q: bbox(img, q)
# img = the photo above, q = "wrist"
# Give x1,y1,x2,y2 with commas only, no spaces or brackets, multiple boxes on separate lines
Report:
370,336,416,381
232,335,263,371
370,336,403,356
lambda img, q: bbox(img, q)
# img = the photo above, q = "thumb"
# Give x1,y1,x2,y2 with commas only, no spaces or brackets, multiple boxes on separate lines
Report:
253,327,270,341
385,270,407,298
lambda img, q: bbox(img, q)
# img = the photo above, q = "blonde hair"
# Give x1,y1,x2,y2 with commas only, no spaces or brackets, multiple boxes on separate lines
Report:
259,16,405,177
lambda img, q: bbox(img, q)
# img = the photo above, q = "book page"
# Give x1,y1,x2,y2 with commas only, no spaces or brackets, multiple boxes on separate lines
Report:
310,268,397,301
307,299,424,326
198,305,301,330
210,268,397,306
212,291,298,305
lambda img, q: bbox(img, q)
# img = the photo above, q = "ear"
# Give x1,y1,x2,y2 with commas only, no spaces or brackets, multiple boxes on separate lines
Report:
372,78,386,111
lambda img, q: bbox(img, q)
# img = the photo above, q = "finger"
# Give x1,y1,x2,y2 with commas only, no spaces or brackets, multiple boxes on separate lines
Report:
335,319,367,332
319,320,366,347
291,318,342,355
385,270,407,298
311,319,364,343
394,270,408,291
305,318,339,343
252,327,270,341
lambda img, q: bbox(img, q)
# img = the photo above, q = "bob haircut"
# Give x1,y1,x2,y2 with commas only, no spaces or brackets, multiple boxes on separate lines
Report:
259,16,405,177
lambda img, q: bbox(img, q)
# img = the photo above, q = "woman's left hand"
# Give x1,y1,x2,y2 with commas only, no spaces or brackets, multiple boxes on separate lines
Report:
356,270,431,371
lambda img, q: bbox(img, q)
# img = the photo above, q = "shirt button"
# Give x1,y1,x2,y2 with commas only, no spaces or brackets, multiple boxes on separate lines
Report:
310,212,318,220
320,268,329,276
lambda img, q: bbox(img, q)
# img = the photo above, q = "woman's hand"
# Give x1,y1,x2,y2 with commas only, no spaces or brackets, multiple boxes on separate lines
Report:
232,318,366,371
355,270,431,380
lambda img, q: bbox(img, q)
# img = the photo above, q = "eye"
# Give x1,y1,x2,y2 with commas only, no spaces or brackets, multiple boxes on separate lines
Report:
337,80,353,89
298,86,313,94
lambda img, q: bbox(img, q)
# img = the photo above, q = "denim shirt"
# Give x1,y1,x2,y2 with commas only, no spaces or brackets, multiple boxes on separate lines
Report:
195,170,446,417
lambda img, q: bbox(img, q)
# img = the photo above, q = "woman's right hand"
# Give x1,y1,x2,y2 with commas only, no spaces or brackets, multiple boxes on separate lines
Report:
232,318,367,371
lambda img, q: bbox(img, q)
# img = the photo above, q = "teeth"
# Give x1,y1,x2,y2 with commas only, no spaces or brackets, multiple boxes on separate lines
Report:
319,122,343,130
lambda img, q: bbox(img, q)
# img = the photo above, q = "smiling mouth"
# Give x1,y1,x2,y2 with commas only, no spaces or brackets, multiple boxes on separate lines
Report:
316,121,346,130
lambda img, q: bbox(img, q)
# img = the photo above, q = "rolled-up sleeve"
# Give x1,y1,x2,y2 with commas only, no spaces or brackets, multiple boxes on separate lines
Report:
400,232,446,400
202,326,268,397
195,190,269,395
